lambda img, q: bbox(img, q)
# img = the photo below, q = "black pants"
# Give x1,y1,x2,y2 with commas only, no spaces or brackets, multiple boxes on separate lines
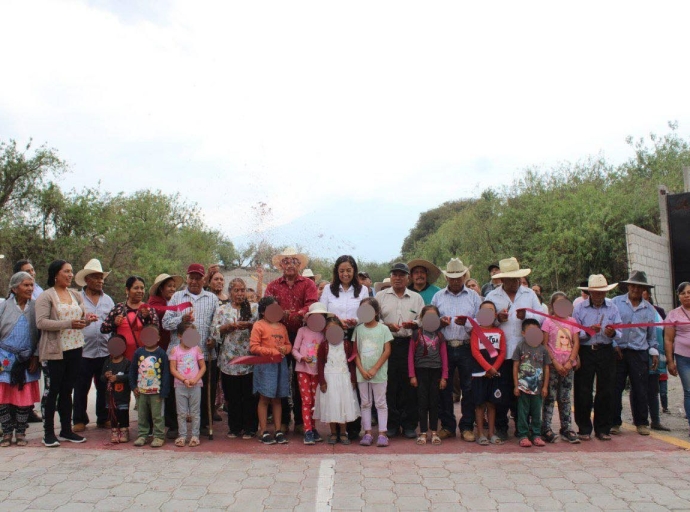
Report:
281,354,304,428
109,407,130,428
439,344,475,432
41,347,82,433
200,359,219,429
574,344,616,436
613,349,649,427
221,372,258,434
417,367,441,432
165,387,177,430
496,359,517,433
73,355,108,426
387,337,418,432
642,373,661,425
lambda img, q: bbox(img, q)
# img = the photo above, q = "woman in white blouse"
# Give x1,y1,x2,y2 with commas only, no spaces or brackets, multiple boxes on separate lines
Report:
320,255,369,328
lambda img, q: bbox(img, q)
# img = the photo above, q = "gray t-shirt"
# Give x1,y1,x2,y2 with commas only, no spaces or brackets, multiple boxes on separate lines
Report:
413,330,443,370
514,340,551,395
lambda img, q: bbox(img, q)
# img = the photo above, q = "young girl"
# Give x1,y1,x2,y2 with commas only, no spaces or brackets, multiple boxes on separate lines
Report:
541,292,580,444
353,297,392,447
170,322,206,447
249,296,291,445
101,336,131,443
409,305,448,445
292,302,330,445
314,317,360,445
470,300,506,446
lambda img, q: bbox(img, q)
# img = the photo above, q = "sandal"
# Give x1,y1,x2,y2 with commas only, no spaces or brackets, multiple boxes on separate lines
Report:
328,434,338,445
532,436,546,447
416,433,427,445
0,434,12,447
543,430,557,443
578,433,591,441
188,436,200,447
175,437,186,447
595,433,611,441
477,436,490,446
431,433,441,445
15,434,27,447
519,437,532,448
339,434,350,445
489,435,503,445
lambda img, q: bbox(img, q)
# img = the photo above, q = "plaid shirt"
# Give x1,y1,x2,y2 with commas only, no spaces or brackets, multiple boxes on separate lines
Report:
162,289,219,359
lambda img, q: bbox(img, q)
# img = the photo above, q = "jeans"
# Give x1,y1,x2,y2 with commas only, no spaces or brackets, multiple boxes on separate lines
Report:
613,349,649,427
675,354,690,429
137,393,164,439
176,386,201,438
386,338,418,432
41,347,82,434
221,372,258,434
416,367,441,433
574,344,616,436
517,392,543,439
73,355,108,426
439,344,474,433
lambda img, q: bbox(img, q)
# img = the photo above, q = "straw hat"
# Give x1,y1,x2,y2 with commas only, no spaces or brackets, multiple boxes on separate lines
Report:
302,268,322,281
272,247,309,269
442,258,472,279
577,274,618,292
149,273,183,298
407,259,442,284
304,302,334,317
492,257,531,279
75,259,110,287
620,270,654,289
374,278,392,293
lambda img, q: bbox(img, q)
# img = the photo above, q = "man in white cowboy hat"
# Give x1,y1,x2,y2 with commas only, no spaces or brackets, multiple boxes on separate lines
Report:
611,271,659,436
432,258,481,441
407,259,442,305
265,247,319,435
485,257,543,441
302,269,321,283
72,259,114,432
572,274,622,441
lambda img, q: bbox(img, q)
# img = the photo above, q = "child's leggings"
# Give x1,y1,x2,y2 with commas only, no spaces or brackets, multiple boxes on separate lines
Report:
416,367,442,432
176,386,201,438
0,404,32,435
542,368,573,434
358,382,388,432
297,372,319,431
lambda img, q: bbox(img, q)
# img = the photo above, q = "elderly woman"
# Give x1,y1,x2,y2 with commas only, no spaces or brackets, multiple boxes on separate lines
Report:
148,274,183,352
36,260,97,447
0,272,40,446
665,282,690,435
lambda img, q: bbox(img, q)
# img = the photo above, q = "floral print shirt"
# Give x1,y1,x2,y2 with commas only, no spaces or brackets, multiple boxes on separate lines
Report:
212,302,258,376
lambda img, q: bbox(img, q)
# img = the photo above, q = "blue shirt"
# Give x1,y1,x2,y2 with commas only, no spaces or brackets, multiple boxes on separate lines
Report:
81,290,115,359
431,286,481,342
611,294,657,351
163,289,219,359
485,285,543,359
572,297,622,346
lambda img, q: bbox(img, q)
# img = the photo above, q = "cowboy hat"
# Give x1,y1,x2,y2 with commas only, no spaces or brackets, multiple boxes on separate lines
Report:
304,302,334,317
374,278,392,293
272,247,309,269
577,274,618,292
302,268,322,281
620,270,654,289
407,259,442,284
442,258,472,279
75,259,110,287
492,257,531,279
149,273,184,298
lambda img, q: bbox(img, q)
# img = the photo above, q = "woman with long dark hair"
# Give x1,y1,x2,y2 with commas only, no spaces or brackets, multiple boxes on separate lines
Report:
320,255,368,328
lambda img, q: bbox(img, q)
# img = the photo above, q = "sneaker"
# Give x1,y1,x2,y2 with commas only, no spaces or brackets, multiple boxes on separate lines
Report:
313,430,323,443
610,425,621,435
72,423,86,433
637,425,651,436
303,431,315,445
242,432,256,440
376,435,389,447
42,432,60,447
663,408,670,414
461,430,476,442
360,433,374,446
59,431,86,443
226,431,239,439
260,431,276,445
133,437,147,447
561,430,580,444
437,428,456,440
275,432,289,444
151,437,165,448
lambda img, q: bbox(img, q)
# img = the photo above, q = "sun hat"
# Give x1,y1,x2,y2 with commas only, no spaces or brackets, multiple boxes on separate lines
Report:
302,268,322,281
149,273,184,298
577,274,618,292
374,278,392,293
619,270,654,289
75,259,110,287
442,258,472,279
272,247,309,269
407,259,442,284
492,257,531,279
304,302,334,317
186,263,205,276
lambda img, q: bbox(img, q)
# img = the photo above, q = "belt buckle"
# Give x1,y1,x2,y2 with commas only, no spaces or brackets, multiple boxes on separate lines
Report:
448,339,462,348
591,344,599,351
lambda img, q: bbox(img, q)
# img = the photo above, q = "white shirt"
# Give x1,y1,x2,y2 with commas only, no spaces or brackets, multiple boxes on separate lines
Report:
485,285,543,359
321,284,370,321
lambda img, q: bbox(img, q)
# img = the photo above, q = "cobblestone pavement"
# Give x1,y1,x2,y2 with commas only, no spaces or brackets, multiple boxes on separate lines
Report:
1,447,690,511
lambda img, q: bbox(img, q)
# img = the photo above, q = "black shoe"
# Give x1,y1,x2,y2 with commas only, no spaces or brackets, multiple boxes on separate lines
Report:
651,422,671,431
28,410,42,423
403,429,417,439
200,426,210,436
260,431,276,445
275,431,289,444
42,432,60,447
166,429,179,440
58,431,86,443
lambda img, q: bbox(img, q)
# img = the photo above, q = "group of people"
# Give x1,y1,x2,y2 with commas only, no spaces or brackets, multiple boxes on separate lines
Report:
0,248,688,450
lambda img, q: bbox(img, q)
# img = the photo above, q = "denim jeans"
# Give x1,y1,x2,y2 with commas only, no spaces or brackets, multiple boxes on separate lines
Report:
675,354,690,429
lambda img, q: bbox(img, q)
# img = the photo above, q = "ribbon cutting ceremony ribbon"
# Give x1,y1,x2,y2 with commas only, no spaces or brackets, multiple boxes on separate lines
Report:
517,308,596,336
607,321,690,329
230,355,283,365
146,301,193,313
458,316,498,358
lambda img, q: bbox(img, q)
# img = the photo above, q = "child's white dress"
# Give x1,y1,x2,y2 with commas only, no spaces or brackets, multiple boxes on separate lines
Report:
313,343,361,423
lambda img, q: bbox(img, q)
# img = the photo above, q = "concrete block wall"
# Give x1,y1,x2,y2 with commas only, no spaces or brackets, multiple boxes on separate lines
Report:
625,224,674,313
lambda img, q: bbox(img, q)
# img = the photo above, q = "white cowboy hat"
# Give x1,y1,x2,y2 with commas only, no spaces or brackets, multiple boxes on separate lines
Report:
304,302,334,317
492,257,531,279
442,258,472,279
407,259,442,284
577,274,618,292
75,259,110,287
374,278,392,293
302,268,322,281
272,247,309,270
148,273,184,298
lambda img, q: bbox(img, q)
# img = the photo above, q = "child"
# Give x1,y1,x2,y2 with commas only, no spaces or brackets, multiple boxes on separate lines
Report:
408,305,448,445
314,317,360,444
292,302,330,445
129,325,170,448
469,301,506,446
170,322,206,447
541,292,580,443
353,297,392,447
249,296,291,445
101,336,132,443
514,318,551,447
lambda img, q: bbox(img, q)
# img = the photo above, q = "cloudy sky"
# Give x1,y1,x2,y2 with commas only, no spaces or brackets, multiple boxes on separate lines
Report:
2,1,689,262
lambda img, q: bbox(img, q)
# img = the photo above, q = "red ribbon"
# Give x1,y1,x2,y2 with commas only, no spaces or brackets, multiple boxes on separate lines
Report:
146,301,193,313
517,308,596,336
458,316,498,358
230,355,283,365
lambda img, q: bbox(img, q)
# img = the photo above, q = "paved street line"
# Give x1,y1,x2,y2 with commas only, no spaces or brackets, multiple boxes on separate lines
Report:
315,458,335,511
621,421,690,450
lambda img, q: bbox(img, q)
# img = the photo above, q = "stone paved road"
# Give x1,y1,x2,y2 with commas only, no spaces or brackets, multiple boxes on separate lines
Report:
1,448,690,511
